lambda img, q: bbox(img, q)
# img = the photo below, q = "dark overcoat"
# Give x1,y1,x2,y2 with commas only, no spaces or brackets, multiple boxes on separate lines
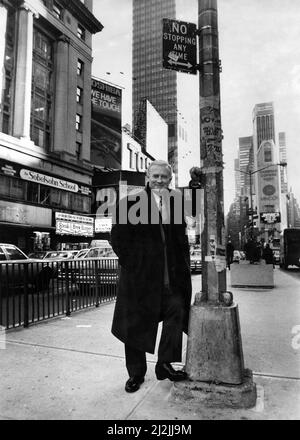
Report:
111,184,192,354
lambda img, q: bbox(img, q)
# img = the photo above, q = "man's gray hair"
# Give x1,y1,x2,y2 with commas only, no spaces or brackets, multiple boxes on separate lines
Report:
147,160,173,177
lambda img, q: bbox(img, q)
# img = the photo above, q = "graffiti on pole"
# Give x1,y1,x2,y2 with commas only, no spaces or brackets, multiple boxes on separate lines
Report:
200,106,223,166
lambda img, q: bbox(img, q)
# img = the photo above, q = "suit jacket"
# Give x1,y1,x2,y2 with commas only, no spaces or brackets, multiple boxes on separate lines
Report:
111,184,192,353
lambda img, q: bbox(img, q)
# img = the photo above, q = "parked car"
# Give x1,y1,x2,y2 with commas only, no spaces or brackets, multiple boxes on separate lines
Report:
75,246,117,259
190,248,202,273
63,245,119,288
239,251,246,260
0,244,57,292
28,250,80,260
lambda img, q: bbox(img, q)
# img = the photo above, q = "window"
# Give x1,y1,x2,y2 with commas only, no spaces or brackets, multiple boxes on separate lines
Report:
76,86,83,103
76,142,82,160
76,114,82,131
3,246,27,261
52,1,63,19
27,182,39,203
77,59,84,76
264,147,272,162
77,24,85,40
0,175,26,200
31,28,53,150
40,185,51,205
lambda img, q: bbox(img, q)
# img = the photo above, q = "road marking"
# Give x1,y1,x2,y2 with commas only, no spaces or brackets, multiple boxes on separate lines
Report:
76,325,92,328
253,385,264,412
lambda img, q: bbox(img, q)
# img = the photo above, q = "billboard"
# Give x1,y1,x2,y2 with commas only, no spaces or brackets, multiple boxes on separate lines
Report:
146,100,168,162
134,98,168,162
91,79,122,169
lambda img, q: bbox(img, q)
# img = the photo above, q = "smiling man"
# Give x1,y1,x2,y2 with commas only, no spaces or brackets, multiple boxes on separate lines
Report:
110,160,201,393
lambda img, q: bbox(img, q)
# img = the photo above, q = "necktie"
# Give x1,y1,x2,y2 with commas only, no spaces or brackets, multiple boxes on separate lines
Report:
157,195,170,290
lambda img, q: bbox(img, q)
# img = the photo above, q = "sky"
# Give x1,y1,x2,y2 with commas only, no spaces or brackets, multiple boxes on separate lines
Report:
91,0,300,214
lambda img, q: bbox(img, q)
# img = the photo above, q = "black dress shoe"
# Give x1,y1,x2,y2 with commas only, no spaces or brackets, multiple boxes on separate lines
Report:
125,376,144,393
155,363,187,382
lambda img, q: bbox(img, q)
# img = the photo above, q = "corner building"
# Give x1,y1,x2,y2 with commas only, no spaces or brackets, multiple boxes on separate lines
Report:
0,0,103,252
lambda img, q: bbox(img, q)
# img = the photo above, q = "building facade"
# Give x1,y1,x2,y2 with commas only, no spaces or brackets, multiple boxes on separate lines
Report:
252,102,284,241
278,132,288,194
287,190,300,229
0,0,103,252
252,102,276,157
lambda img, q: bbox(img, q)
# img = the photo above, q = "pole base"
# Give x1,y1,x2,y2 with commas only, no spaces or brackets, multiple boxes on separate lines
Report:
171,369,257,409
186,303,245,384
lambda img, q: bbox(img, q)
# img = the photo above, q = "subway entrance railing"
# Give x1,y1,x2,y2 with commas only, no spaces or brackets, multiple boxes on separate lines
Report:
0,258,118,330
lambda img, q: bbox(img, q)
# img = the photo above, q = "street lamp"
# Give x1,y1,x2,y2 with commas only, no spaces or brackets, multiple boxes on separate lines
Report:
236,162,287,240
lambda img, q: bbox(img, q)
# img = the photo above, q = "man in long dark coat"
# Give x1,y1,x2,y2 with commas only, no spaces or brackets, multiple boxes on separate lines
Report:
111,161,201,393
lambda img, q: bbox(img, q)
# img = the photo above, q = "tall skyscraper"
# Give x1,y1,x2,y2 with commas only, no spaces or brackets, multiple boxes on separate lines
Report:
132,0,199,186
238,136,253,198
234,158,241,200
252,102,282,240
252,102,276,154
132,0,177,169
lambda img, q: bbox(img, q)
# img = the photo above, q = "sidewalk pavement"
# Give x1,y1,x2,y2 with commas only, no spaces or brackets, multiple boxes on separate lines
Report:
0,271,300,420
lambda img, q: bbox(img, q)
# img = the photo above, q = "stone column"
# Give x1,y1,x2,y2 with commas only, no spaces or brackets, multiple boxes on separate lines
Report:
0,4,8,114
13,3,37,139
53,34,70,153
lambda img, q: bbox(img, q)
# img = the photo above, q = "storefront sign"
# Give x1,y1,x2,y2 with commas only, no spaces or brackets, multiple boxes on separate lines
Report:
20,169,79,193
55,212,94,237
95,217,113,233
0,201,52,226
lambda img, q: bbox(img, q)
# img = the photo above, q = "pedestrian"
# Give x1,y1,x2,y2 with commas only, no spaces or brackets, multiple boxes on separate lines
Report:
262,243,275,268
226,240,234,269
244,239,256,263
110,160,201,393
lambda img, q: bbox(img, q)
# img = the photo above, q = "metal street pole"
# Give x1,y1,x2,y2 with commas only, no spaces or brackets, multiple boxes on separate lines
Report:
173,0,256,406
196,0,226,302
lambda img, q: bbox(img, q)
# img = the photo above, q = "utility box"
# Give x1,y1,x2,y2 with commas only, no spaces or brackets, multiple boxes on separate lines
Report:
230,261,274,288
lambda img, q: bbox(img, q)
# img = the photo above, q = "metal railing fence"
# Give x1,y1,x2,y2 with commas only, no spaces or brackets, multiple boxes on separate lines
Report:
0,258,118,330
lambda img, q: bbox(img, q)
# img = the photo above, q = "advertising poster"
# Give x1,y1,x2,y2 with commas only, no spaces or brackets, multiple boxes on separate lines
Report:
91,79,122,169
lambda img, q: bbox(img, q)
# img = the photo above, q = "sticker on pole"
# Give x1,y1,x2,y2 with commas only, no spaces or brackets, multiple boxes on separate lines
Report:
162,18,197,75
